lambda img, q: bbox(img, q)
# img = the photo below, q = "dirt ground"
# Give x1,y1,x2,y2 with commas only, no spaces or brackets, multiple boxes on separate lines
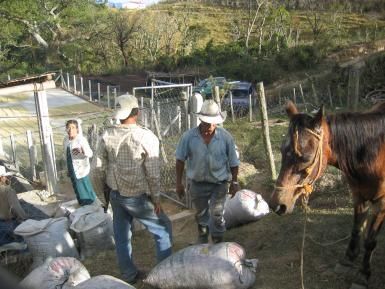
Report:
77,175,385,289
4,168,385,289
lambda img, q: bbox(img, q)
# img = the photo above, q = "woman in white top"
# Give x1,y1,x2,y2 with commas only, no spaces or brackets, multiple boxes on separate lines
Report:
63,119,96,205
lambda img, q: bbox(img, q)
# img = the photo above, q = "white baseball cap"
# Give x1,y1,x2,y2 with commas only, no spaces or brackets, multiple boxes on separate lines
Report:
114,94,139,120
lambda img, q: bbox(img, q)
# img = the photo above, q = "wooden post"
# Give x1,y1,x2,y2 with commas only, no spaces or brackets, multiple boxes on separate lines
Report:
73,75,77,94
66,73,70,91
157,101,161,132
293,87,297,105
60,70,64,88
26,130,37,181
177,106,181,133
230,91,235,123
299,84,307,112
7,74,11,81
97,83,101,103
214,86,220,104
80,77,84,96
88,80,92,101
9,134,16,165
257,82,277,180
113,88,117,109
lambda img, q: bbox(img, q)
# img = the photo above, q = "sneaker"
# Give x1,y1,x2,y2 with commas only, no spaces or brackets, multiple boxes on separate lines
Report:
0,242,27,253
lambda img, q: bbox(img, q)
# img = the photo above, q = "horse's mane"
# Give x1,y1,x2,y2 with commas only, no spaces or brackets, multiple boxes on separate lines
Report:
326,104,385,179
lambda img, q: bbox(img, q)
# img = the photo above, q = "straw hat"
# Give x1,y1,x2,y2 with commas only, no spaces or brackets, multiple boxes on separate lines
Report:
0,165,12,177
114,94,139,120
196,100,226,124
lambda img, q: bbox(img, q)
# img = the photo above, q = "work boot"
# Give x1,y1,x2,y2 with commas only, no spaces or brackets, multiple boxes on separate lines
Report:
211,235,223,244
197,225,209,244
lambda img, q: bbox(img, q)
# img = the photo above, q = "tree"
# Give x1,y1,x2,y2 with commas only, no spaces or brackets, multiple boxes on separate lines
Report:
110,11,141,67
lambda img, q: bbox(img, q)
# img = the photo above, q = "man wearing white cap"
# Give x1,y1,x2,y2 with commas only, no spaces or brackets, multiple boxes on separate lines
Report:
175,99,240,244
0,165,27,250
91,94,172,284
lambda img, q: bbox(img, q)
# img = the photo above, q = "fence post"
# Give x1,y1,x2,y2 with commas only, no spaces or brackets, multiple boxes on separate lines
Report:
214,86,220,104
66,73,70,91
97,83,101,103
230,91,235,123
177,106,181,134
73,75,77,94
88,80,92,101
113,88,117,109
7,74,11,81
26,130,37,181
9,134,16,166
257,82,277,180
107,85,110,108
156,101,161,132
293,87,297,105
299,84,307,112
80,77,84,97
60,70,64,88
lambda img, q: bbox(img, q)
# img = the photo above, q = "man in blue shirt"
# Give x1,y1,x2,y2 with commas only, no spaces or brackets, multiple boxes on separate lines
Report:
175,100,240,244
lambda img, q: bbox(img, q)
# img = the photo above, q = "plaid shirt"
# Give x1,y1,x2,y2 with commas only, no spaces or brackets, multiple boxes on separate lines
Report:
91,123,160,205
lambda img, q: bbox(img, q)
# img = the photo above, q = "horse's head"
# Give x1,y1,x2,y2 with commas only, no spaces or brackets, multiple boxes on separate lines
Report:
270,101,328,215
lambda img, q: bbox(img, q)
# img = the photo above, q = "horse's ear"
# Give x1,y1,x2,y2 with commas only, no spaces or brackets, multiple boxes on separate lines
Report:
286,101,298,119
313,104,324,130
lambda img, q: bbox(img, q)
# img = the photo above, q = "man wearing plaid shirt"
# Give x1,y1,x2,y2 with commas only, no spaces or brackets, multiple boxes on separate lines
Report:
91,94,172,284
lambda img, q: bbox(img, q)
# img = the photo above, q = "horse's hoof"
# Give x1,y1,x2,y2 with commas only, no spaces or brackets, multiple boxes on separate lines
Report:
349,282,368,289
334,262,353,274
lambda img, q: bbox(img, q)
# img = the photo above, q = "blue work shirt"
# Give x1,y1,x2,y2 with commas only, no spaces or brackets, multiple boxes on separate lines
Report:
175,127,240,183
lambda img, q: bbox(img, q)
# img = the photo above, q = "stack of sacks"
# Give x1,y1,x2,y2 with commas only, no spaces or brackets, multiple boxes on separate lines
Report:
224,189,269,228
69,203,115,259
145,242,258,289
14,217,79,269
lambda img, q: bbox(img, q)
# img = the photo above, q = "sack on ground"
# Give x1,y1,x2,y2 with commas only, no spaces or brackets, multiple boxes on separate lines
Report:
144,242,258,289
70,204,115,258
75,275,136,289
14,217,79,268
20,257,90,289
224,189,269,228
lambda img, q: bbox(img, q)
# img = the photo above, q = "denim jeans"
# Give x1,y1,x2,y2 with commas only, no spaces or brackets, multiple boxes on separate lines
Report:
190,181,228,238
109,191,172,282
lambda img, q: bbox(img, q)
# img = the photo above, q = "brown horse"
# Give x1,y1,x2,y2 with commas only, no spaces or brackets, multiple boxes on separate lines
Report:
270,101,385,289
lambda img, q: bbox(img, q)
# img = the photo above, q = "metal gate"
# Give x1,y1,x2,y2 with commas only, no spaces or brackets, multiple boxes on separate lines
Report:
133,82,193,208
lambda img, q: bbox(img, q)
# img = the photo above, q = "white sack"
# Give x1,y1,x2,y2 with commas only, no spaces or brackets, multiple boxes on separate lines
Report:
144,242,258,289
20,257,90,289
14,217,79,268
75,275,136,289
224,189,269,228
70,204,115,258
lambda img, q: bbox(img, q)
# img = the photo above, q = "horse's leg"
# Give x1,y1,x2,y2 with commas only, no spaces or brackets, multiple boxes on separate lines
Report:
351,198,385,289
335,197,368,274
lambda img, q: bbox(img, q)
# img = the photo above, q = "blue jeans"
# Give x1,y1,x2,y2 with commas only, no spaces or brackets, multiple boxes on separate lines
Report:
190,181,228,238
110,191,172,282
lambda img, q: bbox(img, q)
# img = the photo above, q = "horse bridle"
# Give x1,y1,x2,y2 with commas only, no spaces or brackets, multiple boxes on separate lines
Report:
275,127,324,200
